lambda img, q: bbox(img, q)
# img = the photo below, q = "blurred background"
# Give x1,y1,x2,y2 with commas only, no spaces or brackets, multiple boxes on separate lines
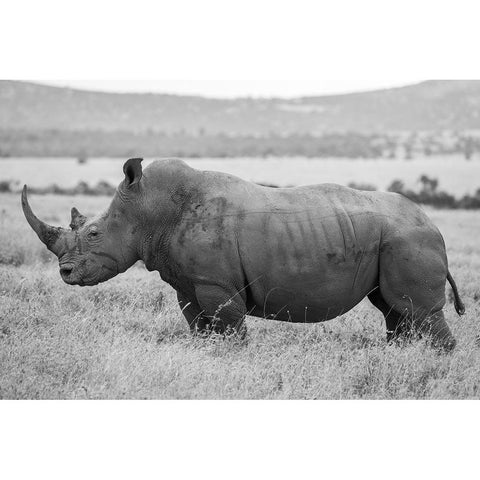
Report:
1,79,480,208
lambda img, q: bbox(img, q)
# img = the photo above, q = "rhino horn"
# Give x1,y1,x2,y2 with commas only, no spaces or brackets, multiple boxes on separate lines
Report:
70,207,86,230
21,185,66,256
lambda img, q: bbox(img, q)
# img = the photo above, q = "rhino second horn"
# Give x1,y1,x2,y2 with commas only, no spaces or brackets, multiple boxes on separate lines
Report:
21,185,66,256
70,207,86,230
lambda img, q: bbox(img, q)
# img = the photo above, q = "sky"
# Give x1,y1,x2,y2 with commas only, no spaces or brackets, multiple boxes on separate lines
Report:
41,80,422,99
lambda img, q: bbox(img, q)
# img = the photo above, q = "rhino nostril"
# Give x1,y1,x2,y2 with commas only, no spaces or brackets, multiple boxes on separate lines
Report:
60,266,73,276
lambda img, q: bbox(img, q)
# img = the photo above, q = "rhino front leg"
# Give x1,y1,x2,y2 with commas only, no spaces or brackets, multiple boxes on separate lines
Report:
176,291,212,334
194,284,247,338
377,229,457,351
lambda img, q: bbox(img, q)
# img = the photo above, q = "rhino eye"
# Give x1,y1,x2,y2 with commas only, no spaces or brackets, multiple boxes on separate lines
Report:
87,229,99,238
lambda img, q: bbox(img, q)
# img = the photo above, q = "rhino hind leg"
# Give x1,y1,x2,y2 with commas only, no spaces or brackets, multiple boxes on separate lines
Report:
369,288,456,350
412,310,456,351
194,284,248,338
376,232,456,351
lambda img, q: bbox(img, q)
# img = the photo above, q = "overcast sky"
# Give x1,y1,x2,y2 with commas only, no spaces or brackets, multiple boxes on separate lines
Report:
41,80,422,98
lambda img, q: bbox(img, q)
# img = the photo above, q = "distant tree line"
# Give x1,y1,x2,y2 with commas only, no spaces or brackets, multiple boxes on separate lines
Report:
385,175,480,209
348,175,480,209
1,174,480,209
0,180,116,196
1,129,479,159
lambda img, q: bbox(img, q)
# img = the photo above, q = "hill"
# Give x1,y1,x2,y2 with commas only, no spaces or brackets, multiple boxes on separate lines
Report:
1,80,480,157
2,80,480,135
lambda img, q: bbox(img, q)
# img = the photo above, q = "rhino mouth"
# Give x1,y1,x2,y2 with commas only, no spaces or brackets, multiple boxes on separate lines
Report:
59,263,102,286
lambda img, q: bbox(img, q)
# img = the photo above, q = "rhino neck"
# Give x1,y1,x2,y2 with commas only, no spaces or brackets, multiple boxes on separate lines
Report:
137,171,202,285
138,212,183,288
140,227,171,270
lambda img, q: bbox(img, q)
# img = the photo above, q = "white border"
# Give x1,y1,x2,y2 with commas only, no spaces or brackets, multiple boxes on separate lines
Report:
2,0,480,79
1,1,479,478
1,401,479,479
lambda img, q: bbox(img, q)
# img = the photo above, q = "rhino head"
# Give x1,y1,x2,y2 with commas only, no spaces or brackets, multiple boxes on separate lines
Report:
22,158,145,286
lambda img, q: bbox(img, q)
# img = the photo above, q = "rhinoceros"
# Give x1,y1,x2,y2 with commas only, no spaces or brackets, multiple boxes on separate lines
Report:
22,158,465,349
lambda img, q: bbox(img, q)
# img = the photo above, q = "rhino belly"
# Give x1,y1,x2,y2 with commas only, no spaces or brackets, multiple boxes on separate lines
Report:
236,197,382,323
246,261,379,323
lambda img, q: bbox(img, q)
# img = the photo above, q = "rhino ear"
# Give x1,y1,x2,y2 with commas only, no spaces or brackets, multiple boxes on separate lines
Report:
70,207,86,230
123,158,143,188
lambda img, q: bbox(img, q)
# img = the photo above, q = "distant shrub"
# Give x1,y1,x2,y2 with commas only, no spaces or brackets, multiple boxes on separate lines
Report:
387,174,480,209
77,153,88,164
0,180,11,192
28,180,117,197
73,181,91,195
457,188,480,209
92,181,116,196
386,179,405,194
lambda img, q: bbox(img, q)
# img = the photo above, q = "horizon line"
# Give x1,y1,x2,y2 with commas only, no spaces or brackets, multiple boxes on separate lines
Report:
25,79,427,100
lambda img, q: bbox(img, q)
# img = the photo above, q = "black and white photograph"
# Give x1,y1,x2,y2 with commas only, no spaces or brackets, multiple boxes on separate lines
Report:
1,1,479,478
2,77,479,399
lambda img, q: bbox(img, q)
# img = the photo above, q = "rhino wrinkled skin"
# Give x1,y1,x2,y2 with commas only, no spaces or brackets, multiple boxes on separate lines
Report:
22,158,465,350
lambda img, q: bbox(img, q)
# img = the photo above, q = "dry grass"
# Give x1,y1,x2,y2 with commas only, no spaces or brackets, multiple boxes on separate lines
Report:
1,192,479,399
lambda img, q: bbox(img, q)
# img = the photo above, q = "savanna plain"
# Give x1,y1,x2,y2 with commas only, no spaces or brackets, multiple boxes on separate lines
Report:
1,160,480,399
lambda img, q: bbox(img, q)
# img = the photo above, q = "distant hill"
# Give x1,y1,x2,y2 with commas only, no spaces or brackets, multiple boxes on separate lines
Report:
1,80,480,158
2,80,480,135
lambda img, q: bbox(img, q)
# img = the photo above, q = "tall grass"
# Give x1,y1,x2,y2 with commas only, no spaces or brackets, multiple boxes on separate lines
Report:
0,193,479,399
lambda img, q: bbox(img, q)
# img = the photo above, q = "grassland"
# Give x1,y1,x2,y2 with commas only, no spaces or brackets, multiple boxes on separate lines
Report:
1,192,479,399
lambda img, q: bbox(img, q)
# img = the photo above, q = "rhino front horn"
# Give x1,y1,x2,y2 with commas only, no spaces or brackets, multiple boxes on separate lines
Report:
21,185,66,256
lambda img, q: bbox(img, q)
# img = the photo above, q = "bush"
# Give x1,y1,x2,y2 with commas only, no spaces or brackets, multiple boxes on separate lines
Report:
387,175,479,209
0,180,11,192
28,180,117,196
457,188,480,209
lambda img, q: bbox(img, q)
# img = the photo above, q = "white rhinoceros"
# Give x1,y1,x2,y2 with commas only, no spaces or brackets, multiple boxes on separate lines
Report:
22,158,465,350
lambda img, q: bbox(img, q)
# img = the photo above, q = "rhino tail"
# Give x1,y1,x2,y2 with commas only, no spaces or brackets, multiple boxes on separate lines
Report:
447,271,466,316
